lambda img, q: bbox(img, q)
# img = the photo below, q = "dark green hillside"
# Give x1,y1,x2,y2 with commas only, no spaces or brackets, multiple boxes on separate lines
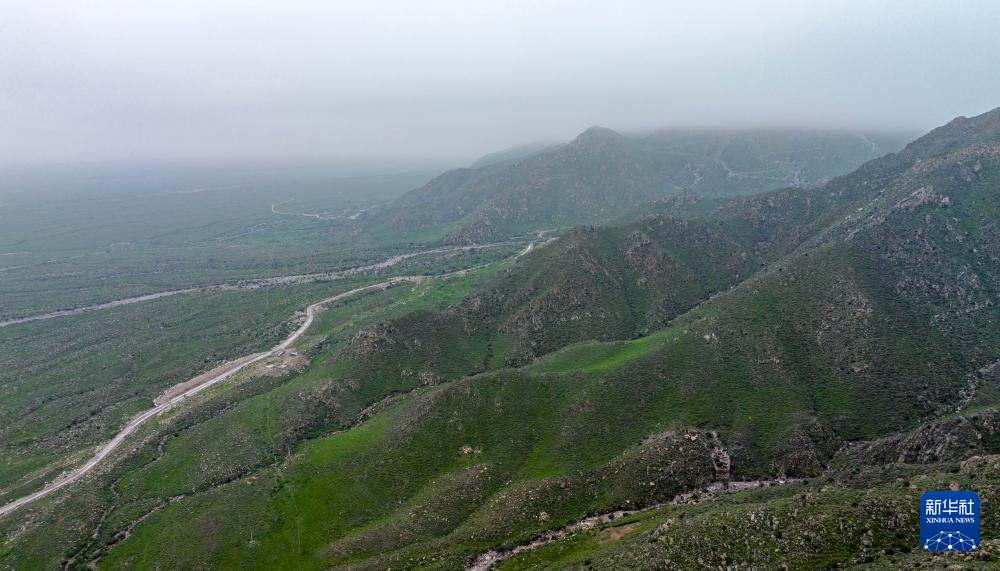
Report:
287,111,1000,567
498,403,1000,570
496,460,1000,570
456,215,765,364
345,111,1000,375
343,213,772,374
359,128,911,244
0,111,996,570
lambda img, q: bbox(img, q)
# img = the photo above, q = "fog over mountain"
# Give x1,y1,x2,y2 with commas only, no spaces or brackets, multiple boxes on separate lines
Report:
2,0,999,166
7,1,1000,568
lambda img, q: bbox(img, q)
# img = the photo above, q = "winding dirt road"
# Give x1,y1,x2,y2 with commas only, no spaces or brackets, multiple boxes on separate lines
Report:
0,234,548,518
0,277,416,518
0,242,513,329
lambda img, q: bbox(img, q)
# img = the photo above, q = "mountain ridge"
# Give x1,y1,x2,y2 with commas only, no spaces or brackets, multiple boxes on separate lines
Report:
2,110,997,569
355,127,914,244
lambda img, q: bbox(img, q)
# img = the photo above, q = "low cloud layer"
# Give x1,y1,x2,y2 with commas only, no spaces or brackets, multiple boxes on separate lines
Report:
2,0,999,166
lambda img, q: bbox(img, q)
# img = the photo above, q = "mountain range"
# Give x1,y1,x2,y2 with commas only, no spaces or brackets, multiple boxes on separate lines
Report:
356,128,913,244
3,110,1000,569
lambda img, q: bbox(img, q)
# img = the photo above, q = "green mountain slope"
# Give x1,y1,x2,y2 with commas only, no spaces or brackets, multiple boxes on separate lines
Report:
359,128,912,244
495,459,1000,570
0,111,996,570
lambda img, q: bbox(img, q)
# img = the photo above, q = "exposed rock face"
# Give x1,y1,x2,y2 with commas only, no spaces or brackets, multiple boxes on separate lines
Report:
960,454,1000,472
840,410,1000,466
709,431,732,480
348,322,396,356
895,185,945,211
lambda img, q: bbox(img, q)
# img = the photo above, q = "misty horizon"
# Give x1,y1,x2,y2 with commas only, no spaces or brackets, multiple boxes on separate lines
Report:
3,0,999,168
4,3,1000,566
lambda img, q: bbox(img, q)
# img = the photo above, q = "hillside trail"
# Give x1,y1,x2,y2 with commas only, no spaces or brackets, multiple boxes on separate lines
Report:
466,477,801,571
0,276,423,518
0,234,553,519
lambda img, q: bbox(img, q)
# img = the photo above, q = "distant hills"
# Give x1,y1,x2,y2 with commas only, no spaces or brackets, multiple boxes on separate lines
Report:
356,127,914,243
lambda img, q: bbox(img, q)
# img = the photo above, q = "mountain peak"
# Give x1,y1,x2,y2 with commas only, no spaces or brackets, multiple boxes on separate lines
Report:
898,106,1000,160
569,126,627,148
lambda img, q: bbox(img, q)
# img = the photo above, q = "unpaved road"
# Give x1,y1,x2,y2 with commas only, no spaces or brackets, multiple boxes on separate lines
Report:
271,200,330,219
0,242,514,329
0,288,202,328
0,277,416,519
0,235,543,517
466,477,801,571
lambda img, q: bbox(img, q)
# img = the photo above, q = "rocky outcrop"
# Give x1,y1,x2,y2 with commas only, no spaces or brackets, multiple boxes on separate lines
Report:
838,409,1000,466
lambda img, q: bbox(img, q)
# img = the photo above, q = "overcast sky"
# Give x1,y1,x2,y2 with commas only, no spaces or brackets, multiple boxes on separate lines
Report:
2,0,999,167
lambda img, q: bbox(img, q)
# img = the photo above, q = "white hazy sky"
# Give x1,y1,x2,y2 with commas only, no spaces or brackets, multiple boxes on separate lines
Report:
1,0,999,166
